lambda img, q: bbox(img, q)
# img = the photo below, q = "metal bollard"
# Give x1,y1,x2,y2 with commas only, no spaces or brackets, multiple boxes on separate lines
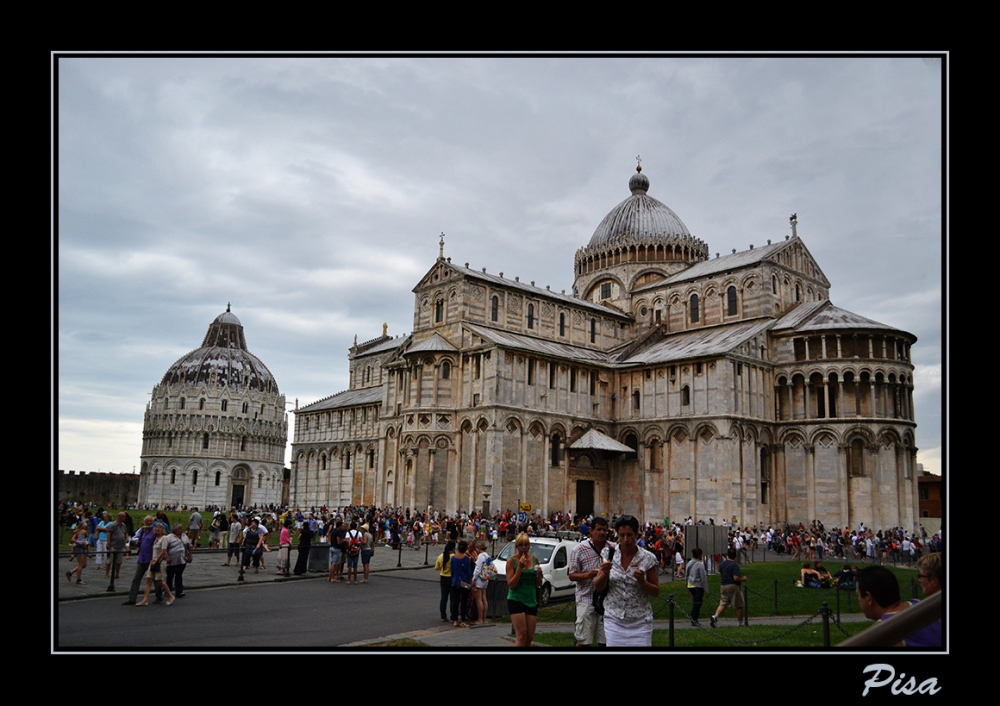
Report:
668,594,675,647
821,602,831,647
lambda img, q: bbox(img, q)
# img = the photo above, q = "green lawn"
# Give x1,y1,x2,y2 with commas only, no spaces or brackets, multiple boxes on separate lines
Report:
530,621,873,648
59,510,295,549
532,560,919,623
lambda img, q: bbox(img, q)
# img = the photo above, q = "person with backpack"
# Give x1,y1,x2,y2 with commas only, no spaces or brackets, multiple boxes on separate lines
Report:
104,511,130,580
344,521,363,585
471,540,494,624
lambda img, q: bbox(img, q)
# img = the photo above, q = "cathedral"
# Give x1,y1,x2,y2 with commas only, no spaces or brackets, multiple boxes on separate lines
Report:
138,306,288,508
289,165,919,529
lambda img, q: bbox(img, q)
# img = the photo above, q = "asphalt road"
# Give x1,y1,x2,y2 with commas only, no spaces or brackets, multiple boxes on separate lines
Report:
57,568,446,648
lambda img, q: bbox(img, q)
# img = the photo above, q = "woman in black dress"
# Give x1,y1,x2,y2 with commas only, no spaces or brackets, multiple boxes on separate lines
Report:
292,517,314,575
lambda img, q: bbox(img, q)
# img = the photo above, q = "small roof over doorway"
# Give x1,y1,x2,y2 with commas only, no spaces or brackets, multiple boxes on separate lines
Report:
569,428,634,453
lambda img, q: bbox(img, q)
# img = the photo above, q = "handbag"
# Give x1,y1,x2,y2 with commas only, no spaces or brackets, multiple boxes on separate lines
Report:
459,581,472,590
478,557,498,581
149,560,162,572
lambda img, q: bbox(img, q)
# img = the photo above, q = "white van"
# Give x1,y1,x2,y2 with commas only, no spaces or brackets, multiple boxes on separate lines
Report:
493,532,581,605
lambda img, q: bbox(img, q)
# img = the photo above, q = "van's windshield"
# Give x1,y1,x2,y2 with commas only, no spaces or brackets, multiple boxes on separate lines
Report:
497,541,555,564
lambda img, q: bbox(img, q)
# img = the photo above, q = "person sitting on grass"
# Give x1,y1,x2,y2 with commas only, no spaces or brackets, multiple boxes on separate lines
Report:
799,562,822,588
833,563,856,591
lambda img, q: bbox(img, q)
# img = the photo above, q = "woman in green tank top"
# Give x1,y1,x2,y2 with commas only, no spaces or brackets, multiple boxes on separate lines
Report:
506,532,542,646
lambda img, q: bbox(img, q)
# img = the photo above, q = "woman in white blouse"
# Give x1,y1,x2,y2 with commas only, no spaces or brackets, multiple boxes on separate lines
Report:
594,515,660,646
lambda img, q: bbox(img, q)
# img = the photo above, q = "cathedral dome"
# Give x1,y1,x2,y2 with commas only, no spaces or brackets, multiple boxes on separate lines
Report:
588,166,692,246
159,305,279,394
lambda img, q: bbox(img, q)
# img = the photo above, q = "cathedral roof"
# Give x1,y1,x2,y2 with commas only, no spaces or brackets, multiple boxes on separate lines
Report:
570,428,634,453
405,333,458,354
465,323,611,364
445,262,632,320
298,386,383,412
588,166,692,247
616,319,775,365
647,238,791,290
160,306,279,393
355,334,410,357
774,300,915,339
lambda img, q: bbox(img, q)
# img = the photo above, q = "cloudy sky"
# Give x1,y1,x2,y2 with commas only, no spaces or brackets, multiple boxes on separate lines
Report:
56,55,945,477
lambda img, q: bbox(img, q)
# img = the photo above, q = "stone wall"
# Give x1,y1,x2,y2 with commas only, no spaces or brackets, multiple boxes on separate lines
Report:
58,471,140,507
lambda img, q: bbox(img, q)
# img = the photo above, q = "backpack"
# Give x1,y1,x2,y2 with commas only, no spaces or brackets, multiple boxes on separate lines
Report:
347,530,362,556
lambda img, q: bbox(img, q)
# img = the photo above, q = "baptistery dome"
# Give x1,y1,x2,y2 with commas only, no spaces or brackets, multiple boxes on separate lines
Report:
160,306,279,394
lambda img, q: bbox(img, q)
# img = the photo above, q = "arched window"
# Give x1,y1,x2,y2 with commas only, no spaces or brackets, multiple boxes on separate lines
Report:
179,397,186,410
849,438,865,476
199,398,205,410
795,284,801,302
202,433,209,449
153,469,158,484
441,361,451,379
240,436,247,451
559,312,566,336
550,433,562,467
633,389,641,411
682,385,690,406
491,296,499,322
215,471,221,486
257,474,263,489
690,294,700,323
170,469,176,484
221,399,227,412
368,449,375,468
345,450,352,470
772,275,778,294
242,402,248,414
590,318,596,343
192,470,198,486
727,286,738,316
527,303,535,329
435,299,444,323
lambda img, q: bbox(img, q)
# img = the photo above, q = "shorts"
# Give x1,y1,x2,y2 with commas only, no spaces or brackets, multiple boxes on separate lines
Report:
507,599,538,616
346,553,359,569
329,548,342,565
574,602,606,645
719,583,745,609
229,542,242,558
361,549,373,565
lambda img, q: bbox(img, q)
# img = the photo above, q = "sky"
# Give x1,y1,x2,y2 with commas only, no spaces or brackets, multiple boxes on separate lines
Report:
55,54,945,478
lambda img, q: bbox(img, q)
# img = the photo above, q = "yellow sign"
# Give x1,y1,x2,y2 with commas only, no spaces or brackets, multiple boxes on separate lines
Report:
519,502,532,512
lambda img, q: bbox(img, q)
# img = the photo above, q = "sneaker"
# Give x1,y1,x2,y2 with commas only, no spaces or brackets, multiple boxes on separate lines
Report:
691,619,701,627
709,615,717,628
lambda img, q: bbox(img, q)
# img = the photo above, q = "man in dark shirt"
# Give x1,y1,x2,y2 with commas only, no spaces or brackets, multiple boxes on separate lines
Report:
328,521,346,583
710,548,747,627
